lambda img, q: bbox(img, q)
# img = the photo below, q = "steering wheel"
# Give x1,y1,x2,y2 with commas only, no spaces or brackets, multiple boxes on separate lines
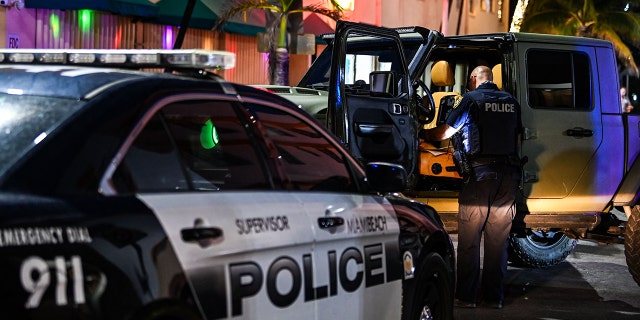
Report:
413,80,435,124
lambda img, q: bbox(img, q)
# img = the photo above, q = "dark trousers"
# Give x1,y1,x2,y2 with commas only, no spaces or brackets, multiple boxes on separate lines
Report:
455,164,520,303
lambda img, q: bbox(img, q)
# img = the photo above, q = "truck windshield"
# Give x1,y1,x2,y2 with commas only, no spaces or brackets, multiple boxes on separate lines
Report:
0,94,82,177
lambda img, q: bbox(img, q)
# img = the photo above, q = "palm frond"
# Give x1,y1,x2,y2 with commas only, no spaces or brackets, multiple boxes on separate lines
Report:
290,4,343,21
212,0,344,85
213,0,279,31
521,0,640,76
592,26,638,75
520,10,573,33
599,11,640,48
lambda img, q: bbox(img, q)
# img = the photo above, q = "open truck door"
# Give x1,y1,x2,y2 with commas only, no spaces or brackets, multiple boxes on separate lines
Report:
326,21,438,181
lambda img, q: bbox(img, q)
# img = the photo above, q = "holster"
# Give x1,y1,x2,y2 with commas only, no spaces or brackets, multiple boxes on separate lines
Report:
451,133,472,176
452,149,472,177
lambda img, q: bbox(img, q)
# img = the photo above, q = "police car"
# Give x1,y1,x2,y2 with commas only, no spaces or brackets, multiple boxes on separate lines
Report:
0,49,454,319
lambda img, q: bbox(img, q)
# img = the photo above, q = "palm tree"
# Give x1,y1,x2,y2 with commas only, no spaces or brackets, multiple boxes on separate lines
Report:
214,0,343,85
509,0,530,32
519,0,640,76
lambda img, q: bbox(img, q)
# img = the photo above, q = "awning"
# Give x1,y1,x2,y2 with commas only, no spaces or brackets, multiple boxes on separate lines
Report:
202,0,266,36
154,0,217,30
303,13,335,36
25,0,266,36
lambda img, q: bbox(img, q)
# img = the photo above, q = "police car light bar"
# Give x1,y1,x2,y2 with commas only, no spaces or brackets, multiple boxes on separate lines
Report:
0,49,236,70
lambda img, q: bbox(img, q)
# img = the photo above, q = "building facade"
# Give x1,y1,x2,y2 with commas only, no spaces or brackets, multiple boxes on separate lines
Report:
0,0,510,85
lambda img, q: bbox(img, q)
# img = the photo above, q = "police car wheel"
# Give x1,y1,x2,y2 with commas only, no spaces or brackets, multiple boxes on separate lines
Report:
508,231,577,268
624,205,640,286
405,253,453,320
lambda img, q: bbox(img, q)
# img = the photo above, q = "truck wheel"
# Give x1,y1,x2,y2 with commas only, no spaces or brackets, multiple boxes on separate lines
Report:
625,206,640,286
508,230,577,268
403,253,453,320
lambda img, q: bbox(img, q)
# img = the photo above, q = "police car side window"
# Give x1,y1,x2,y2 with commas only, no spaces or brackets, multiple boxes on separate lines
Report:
113,100,270,193
526,50,592,110
247,103,356,192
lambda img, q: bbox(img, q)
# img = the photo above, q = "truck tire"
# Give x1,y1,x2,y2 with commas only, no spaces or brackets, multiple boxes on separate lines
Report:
508,230,577,268
625,206,640,286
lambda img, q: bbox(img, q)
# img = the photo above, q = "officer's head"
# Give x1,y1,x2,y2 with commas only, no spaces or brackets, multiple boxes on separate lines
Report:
468,65,493,91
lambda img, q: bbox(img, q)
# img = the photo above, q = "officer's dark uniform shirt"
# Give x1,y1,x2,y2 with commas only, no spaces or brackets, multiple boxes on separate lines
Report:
445,81,522,161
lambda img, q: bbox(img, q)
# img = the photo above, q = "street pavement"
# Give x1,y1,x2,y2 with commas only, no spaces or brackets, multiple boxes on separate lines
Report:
450,234,640,319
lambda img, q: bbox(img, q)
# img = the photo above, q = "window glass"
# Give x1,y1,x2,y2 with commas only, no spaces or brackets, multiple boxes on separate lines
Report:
527,50,592,109
0,95,82,177
248,104,356,192
113,100,269,193
344,40,406,93
297,38,419,91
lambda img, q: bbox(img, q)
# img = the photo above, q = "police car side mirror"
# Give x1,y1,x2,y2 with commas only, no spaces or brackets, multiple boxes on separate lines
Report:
365,162,407,193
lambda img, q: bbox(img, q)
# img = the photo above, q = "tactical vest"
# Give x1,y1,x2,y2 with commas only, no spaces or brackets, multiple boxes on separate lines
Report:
451,87,520,168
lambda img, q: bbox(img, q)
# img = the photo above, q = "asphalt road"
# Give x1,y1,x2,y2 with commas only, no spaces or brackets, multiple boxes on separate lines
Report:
450,234,640,319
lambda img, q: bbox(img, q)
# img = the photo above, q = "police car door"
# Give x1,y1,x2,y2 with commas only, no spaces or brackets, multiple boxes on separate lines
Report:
243,102,403,319
104,95,316,320
328,21,418,177
515,43,606,211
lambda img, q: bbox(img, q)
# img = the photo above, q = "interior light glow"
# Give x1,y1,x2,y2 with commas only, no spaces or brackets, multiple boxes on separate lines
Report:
79,10,93,33
164,27,174,50
200,119,220,149
114,26,122,48
50,14,60,39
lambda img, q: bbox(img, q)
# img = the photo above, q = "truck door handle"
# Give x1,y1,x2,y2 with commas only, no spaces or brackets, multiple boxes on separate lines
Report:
356,123,393,135
566,128,593,137
318,217,344,229
181,227,223,242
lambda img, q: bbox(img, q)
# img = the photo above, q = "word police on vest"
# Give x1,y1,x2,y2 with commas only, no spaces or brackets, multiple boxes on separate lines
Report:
485,102,515,112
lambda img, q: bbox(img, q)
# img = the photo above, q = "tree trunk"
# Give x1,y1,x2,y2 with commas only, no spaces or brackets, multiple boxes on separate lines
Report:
269,47,290,85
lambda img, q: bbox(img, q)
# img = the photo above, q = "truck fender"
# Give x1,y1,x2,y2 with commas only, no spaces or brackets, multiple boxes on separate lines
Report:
612,155,640,207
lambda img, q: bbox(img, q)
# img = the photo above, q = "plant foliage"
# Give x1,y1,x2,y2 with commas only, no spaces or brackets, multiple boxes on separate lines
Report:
214,0,343,85
520,0,640,75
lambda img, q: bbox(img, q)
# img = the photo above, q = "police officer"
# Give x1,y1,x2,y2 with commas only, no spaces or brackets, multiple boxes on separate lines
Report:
421,65,522,309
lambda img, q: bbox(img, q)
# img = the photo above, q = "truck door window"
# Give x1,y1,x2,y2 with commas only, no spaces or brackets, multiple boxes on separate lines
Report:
344,43,404,89
526,50,592,110
345,54,392,85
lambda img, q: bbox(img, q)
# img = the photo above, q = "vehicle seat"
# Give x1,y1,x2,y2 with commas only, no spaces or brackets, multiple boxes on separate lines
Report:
425,60,459,130
418,60,461,181
492,64,502,90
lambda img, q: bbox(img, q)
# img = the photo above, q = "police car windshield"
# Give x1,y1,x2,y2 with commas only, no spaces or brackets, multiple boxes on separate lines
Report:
0,94,82,177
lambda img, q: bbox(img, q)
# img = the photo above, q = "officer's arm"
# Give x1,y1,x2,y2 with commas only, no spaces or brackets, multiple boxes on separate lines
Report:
421,124,459,141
